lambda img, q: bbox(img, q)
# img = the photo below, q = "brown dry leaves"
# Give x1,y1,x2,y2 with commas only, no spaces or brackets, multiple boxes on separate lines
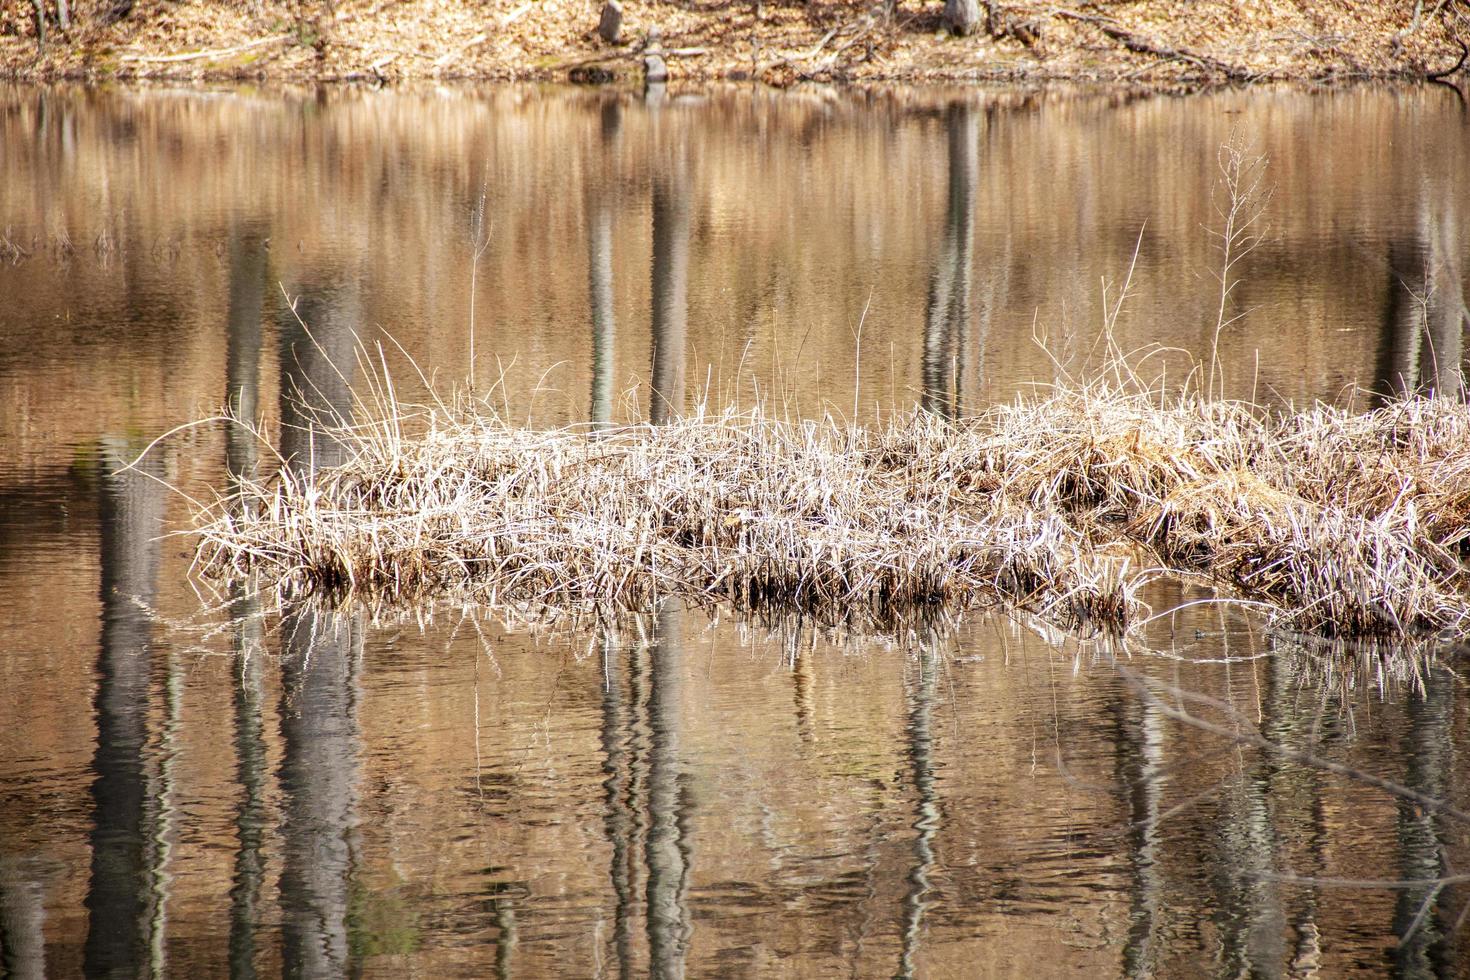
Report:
2,0,1464,84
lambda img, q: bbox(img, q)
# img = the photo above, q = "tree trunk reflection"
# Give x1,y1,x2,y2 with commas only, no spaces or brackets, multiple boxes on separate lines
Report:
644,603,691,980
1393,667,1455,976
601,637,638,978
84,444,167,979
897,643,940,979
278,280,361,474
0,856,47,980
922,104,978,418
1213,670,1286,976
275,277,363,978
226,225,268,484
590,195,618,428
1112,682,1163,978
227,586,267,980
599,603,691,979
588,100,621,429
221,219,272,979
278,605,361,980
1377,187,1466,401
650,155,690,425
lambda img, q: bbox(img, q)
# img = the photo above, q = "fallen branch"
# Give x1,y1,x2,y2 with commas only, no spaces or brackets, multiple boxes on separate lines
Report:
328,53,397,83
1428,38,1469,79
433,33,487,69
765,12,881,77
771,25,840,68
1122,667,1470,824
1053,9,1253,80
818,12,883,70
552,46,708,73
119,34,292,64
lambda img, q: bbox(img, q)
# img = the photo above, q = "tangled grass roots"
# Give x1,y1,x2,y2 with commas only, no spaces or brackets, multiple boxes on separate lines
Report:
197,389,1470,638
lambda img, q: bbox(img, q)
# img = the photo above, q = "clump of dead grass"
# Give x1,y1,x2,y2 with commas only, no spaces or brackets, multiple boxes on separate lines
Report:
920,385,1470,636
199,399,1141,635
195,378,1470,640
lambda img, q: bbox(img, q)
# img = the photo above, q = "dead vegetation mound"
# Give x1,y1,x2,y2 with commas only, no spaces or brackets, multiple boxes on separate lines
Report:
194,387,1470,639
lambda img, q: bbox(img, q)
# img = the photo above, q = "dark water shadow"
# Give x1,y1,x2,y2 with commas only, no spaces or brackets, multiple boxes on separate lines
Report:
1375,165,1467,402
84,443,167,978
224,221,271,979
277,603,362,980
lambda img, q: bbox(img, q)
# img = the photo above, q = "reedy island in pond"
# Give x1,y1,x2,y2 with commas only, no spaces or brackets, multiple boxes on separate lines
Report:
194,381,1470,639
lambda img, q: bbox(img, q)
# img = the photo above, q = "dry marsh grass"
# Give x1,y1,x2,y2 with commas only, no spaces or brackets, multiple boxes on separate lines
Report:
194,380,1470,640
958,389,1470,636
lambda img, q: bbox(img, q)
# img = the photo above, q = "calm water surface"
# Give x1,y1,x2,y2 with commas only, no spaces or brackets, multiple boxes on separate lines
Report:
1,82,1469,977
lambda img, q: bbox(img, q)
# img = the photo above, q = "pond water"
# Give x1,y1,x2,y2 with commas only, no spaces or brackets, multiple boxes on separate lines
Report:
1,82,1468,977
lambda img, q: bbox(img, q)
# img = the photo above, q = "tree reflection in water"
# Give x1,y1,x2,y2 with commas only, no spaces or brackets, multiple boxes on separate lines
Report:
598,605,692,980
589,141,696,970
8,83,1470,978
923,102,978,419
274,274,363,979
0,853,48,980
897,642,940,979
1376,176,1467,401
84,442,169,978
1112,677,1164,978
277,604,362,980
1210,662,1288,976
601,633,639,978
1262,643,1330,978
225,221,269,979
1394,667,1456,976
588,98,622,430
921,98,1013,419
278,280,360,475
645,604,693,979
227,580,268,980
649,158,690,425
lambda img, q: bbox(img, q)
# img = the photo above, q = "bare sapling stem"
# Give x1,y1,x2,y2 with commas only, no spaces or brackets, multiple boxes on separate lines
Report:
1206,133,1272,401
468,188,491,396
853,285,873,422
1097,223,1146,393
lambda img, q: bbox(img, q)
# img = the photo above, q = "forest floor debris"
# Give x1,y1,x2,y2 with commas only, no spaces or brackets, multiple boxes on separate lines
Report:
3,0,1467,85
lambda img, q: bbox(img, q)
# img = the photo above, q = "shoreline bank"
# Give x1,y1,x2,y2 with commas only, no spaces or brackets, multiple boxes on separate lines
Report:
3,1,1466,87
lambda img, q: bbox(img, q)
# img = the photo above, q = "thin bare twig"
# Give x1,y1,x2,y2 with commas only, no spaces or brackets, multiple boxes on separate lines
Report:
1120,667,1470,824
